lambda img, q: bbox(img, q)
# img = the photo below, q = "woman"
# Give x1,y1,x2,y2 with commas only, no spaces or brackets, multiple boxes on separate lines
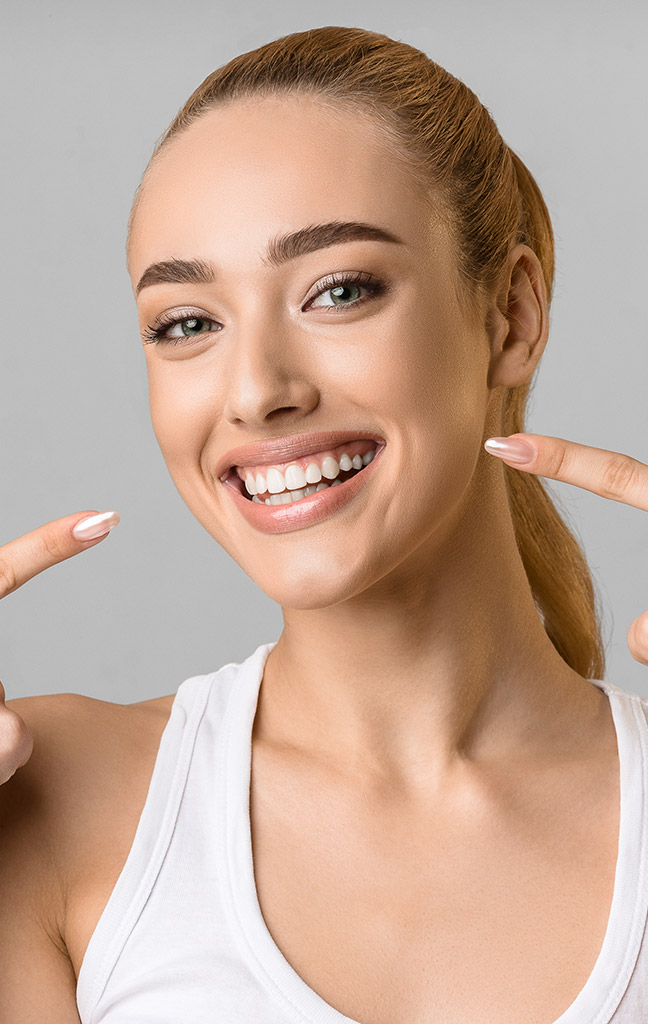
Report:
1,25,647,1024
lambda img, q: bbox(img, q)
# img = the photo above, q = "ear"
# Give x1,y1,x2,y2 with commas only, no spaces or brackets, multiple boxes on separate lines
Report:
485,244,549,389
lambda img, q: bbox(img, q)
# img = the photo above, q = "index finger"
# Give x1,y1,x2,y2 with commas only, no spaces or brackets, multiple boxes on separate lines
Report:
0,510,120,598
484,434,648,512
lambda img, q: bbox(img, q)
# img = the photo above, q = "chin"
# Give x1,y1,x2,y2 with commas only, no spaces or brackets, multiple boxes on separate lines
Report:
247,558,377,611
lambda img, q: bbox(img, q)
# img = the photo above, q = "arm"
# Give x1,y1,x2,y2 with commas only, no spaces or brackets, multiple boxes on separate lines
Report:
0,511,120,1020
0,695,84,1024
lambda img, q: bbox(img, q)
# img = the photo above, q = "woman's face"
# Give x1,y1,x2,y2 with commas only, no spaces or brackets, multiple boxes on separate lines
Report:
128,94,494,609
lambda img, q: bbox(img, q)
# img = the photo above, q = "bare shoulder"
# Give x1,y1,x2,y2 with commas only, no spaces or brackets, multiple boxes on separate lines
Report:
3,689,173,815
2,688,175,875
0,690,175,1011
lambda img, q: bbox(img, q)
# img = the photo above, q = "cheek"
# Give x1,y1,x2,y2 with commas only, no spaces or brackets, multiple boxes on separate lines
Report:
146,363,216,477
376,320,489,533
375,308,484,439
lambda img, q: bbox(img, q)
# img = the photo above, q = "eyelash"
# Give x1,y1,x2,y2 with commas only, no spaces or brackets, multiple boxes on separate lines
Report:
141,270,385,346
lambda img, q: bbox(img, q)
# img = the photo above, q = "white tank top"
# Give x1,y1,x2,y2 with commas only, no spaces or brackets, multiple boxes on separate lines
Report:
76,640,648,1023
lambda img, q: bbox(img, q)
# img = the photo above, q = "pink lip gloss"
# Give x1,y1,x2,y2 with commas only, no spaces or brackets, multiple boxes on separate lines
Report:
221,446,384,535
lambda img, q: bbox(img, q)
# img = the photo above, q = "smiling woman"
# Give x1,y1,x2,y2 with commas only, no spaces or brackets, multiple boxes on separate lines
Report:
2,22,648,1024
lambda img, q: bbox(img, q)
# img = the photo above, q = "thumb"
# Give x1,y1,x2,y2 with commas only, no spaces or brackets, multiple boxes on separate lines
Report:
627,610,648,667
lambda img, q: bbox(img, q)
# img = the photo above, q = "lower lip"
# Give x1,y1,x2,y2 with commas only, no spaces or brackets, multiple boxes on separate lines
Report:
221,445,385,535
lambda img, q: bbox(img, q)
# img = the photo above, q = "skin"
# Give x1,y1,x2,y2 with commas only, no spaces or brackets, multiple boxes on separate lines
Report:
128,92,619,792
0,89,647,1022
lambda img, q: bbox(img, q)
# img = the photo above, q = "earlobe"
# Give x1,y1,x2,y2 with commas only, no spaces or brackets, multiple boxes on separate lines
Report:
486,244,549,390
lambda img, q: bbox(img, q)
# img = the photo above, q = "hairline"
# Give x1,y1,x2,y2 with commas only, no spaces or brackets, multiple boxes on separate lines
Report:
125,91,484,316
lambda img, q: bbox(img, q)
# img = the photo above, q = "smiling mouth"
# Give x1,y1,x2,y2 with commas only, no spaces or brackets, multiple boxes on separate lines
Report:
226,441,381,506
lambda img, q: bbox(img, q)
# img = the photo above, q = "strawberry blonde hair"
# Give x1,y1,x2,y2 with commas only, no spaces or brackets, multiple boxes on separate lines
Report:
131,26,606,680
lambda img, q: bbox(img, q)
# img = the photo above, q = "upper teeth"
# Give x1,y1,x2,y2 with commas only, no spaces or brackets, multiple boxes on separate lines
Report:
244,447,376,496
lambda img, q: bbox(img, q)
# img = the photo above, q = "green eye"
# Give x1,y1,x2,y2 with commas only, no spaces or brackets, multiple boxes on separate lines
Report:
309,272,383,312
142,312,221,347
329,284,362,305
180,317,212,336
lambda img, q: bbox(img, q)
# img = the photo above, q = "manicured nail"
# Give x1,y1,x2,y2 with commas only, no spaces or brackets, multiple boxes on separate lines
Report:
484,436,535,464
72,510,120,541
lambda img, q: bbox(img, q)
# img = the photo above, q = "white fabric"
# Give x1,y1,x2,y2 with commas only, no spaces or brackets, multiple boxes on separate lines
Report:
76,641,648,1023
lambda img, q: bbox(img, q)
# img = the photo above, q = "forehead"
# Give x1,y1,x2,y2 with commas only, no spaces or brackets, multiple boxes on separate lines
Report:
129,94,445,279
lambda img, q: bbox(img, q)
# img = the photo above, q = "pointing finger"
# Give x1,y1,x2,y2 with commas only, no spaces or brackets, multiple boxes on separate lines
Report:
484,434,648,512
0,510,120,599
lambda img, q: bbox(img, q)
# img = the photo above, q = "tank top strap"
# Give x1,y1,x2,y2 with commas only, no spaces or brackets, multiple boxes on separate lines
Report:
76,670,215,1018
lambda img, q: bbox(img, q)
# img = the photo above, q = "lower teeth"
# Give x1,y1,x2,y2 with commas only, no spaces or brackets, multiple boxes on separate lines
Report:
252,481,331,505
251,472,353,505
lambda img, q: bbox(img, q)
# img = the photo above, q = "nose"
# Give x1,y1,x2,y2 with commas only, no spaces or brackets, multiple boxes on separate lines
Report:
221,316,320,428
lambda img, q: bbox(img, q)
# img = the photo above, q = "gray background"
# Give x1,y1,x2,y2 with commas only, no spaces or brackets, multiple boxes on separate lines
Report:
1,0,646,702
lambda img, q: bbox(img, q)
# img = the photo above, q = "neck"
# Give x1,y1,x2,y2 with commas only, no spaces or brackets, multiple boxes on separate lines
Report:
255,466,604,792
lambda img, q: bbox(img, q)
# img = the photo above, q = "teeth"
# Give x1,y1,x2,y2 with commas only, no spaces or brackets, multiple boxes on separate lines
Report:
285,464,307,489
266,467,286,494
260,482,331,505
242,446,379,506
269,492,292,505
305,462,322,484
321,456,339,480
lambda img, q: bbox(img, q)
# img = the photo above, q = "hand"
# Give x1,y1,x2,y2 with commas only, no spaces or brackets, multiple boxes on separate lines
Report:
484,433,648,666
0,510,119,783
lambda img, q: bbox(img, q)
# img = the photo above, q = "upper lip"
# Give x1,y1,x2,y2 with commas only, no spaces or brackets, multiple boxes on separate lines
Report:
216,430,385,480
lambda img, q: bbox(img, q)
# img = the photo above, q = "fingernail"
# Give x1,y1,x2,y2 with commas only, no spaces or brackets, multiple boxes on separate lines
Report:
484,436,535,464
72,510,120,541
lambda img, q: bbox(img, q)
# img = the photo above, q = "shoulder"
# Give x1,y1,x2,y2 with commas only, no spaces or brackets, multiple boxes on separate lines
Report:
0,690,174,1013
3,690,172,809
3,686,175,826
0,689,174,935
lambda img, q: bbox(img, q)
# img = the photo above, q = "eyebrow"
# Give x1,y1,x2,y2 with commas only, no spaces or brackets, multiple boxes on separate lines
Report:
135,221,404,296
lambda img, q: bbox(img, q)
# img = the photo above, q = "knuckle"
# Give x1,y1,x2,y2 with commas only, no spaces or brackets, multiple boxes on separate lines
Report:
544,442,572,479
0,557,18,597
39,528,68,564
0,710,21,745
600,456,638,501
630,614,648,664
0,707,32,769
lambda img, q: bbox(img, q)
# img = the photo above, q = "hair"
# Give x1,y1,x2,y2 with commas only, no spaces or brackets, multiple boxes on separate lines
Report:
132,26,607,680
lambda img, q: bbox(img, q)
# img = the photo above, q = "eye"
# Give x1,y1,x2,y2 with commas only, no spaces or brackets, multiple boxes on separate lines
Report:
142,313,221,346
141,270,385,348
308,271,383,312
169,316,215,338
